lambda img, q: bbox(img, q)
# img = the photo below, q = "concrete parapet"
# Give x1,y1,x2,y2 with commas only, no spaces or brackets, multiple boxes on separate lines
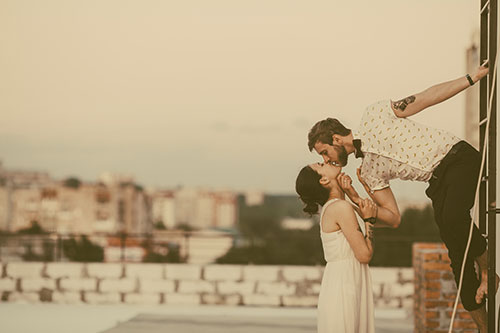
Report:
0,278,16,292
84,292,121,304
46,263,84,278
164,264,201,280
126,264,164,279
60,278,97,292
164,293,200,305
52,292,82,303
281,266,321,282
217,281,255,295
204,265,242,281
0,262,416,310
124,293,161,305
139,278,175,293
86,263,123,279
100,278,136,293
202,294,241,306
282,295,318,307
243,294,281,307
178,280,215,294
7,263,44,278
21,278,56,292
256,282,296,296
8,292,41,303
242,266,280,282
371,267,399,284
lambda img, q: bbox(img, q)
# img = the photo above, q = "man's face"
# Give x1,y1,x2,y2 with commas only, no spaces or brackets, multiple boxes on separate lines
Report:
313,141,348,167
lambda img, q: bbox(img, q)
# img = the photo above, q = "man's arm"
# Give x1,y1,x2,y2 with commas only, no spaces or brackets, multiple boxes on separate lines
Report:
339,171,401,228
355,168,400,228
391,62,489,118
367,187,401,228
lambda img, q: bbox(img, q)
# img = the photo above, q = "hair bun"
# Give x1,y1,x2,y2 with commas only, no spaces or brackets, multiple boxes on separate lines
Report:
296,165,329,215
303,201,319,215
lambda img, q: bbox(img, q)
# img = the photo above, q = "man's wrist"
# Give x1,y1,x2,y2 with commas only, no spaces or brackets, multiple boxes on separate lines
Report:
472,71,485,84
466,74,475,86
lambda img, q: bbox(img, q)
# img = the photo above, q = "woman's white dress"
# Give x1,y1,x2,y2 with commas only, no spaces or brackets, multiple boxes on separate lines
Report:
317,198,375,333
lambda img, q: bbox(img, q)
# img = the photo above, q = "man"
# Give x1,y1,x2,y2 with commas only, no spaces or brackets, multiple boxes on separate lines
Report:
307,62,498,332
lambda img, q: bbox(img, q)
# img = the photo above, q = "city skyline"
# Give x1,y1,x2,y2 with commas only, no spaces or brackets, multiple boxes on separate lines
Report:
1,1,478,196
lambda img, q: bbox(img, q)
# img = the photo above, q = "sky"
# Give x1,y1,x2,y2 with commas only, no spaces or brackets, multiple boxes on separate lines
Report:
0,0,484,199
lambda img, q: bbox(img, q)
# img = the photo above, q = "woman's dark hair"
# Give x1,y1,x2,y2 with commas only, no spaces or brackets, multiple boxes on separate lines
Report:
307,118,351,151
295,165,329,215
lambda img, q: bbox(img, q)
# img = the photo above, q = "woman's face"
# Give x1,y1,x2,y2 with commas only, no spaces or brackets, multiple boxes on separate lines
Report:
309,162,342,182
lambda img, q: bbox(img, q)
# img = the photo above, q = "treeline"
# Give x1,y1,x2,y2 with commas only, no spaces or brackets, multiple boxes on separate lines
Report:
1,221,182,263
217,195,441,267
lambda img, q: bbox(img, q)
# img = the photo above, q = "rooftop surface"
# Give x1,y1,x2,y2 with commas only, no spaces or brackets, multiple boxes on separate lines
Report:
0,303,412,333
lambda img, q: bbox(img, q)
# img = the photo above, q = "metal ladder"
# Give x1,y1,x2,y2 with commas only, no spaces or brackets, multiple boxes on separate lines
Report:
479,1,498,332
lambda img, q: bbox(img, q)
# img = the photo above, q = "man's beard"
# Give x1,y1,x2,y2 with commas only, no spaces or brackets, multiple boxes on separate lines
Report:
334,145,348,166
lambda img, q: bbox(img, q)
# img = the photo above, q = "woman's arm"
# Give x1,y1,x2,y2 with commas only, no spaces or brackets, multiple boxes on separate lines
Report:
323,200,374,264
359,200,375,257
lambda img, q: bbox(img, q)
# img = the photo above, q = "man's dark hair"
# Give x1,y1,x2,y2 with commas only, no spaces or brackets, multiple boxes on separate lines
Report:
307,118,351,151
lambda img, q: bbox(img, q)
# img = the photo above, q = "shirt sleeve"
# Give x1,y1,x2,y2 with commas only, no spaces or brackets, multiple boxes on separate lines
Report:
382,99,398,120
360,154,390,192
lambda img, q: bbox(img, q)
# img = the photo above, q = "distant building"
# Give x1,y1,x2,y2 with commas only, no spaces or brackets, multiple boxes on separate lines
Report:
0,163,237,234
151,190,176,229
3,168,51,189
214,191,238,229
96,172,151,234
0,167,151,234
244,190,265,206
0,187,9,231
0,164,53,232
98,172,135,187
174,187,237,230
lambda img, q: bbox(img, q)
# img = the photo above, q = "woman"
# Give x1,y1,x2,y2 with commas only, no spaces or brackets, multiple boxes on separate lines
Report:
296,162,376,333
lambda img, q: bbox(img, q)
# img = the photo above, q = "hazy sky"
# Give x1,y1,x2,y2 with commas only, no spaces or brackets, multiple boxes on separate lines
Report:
0,0,481,197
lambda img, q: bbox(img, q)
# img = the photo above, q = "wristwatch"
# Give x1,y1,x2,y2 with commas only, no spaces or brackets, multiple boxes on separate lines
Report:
363,217,376,225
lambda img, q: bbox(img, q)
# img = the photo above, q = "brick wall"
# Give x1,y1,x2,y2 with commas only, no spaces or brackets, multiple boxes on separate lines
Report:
413,243,477,333
0,262,413,309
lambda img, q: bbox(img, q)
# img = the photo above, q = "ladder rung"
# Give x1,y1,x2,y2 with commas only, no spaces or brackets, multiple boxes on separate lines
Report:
481,0,490,14
479,118,488,126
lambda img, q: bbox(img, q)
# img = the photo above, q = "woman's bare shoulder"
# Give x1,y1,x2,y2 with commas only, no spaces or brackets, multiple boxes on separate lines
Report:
323,199,355,218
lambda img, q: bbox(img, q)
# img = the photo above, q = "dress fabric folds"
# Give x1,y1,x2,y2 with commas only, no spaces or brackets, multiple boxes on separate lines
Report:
317,199,375,333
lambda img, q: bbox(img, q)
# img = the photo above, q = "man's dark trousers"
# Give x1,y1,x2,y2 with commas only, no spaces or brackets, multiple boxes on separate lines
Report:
425,141,487,311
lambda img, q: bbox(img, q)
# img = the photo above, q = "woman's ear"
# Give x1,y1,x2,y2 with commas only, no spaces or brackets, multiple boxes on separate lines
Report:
319,177,331,187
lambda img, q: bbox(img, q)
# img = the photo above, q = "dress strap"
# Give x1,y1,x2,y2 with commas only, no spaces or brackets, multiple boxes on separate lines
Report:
319,198,339,232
